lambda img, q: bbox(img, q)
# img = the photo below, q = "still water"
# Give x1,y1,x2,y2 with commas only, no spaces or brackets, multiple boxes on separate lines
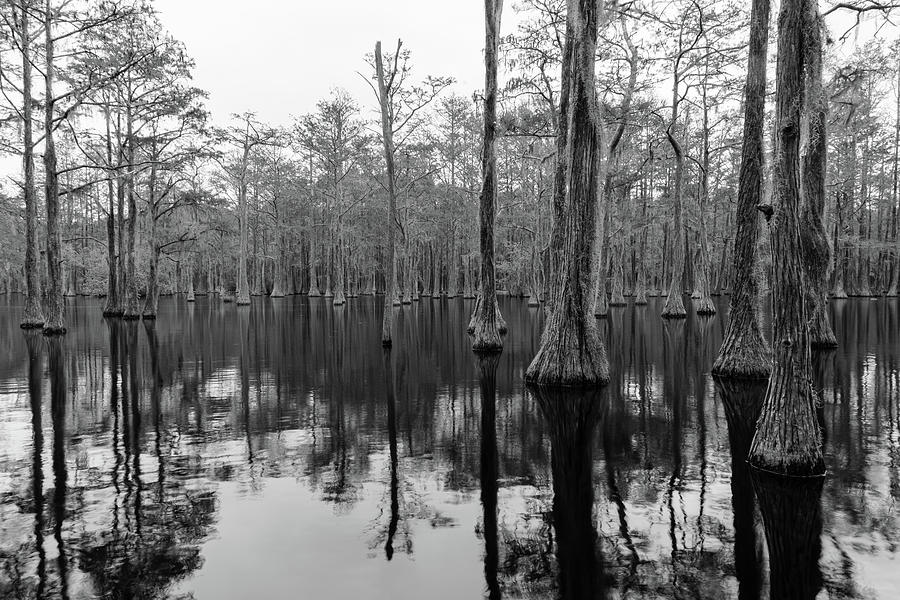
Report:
0,294,897,599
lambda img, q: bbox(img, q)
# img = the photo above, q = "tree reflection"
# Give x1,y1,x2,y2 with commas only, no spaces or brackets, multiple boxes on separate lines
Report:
385,347,400,560
478,353,501,600
75,319,217,598
48,336,70,600
533,385,606,600
752,470,824,600
715,378,766,600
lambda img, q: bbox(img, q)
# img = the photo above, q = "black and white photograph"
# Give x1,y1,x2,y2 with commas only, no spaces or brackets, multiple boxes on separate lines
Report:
0,0,899,598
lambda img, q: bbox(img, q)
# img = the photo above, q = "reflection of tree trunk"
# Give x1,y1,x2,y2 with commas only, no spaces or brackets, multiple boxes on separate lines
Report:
49,337,69,597
383,348,399,560
126,322,143,535
751,471,823,600
144,320,165,504
25,331,47,596
478,353,501,600
715,378,766,600
532,386,605,599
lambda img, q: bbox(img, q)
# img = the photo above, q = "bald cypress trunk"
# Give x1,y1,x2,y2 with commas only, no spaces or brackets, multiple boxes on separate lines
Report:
662,104,687,319
747,0,824,476
548,15,574,302
375,41,399,346
888,62,900,296
525,0,609,386
470,0,505,352
102,105,122,317
712,0,772,378
18,0,45,329
42,0,65,335
236,146,251,306
799,5,837,348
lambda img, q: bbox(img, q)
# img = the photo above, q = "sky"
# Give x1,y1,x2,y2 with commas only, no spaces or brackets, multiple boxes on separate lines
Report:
152,0,501,127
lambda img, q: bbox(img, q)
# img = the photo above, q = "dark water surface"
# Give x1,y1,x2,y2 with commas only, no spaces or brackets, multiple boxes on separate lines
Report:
0,294,898,599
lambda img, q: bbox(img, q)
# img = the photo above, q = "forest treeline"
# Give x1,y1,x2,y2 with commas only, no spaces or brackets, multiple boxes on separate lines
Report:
1,0,898,328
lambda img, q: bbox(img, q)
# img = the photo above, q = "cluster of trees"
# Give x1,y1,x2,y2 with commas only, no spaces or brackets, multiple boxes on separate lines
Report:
1,0,899,465
1,0,895,330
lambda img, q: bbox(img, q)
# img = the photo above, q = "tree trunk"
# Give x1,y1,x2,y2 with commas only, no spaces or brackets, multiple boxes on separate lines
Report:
187,263,196,302
376,41,399,346
799,8,837,348
712,0,772,378
143,157,160,319
525,0,609,386
889,59,900,296
19,0,44,329
122,99,141,320
236,148,251,305
470,1,505,351
747,0,825,476
101,105,121,317
42,0,65,335
662,72,687,318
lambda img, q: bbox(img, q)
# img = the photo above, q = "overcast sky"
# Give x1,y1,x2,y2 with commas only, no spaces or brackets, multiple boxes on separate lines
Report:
152,0,502,126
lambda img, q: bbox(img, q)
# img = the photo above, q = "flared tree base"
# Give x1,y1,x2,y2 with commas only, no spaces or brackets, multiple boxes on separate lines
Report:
809,317,837,349
696,296,717,315
712,327,771,380
748,378,825,477
42,326,67,336
525,319,609,387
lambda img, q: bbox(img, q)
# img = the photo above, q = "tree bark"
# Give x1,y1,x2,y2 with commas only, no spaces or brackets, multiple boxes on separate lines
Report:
470,0,505,352
525,0,609,386
375,40,399,346
102,104,121,317
122,95,142,320
888,60,900,296
712,0,772,378
18,0,45,329
799,4,837,348
748,0,825,476
662,83,687,319
42,0,65,334
236,144,251,305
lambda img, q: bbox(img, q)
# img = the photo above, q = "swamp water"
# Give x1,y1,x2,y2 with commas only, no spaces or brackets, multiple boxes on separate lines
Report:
0,294,898,599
